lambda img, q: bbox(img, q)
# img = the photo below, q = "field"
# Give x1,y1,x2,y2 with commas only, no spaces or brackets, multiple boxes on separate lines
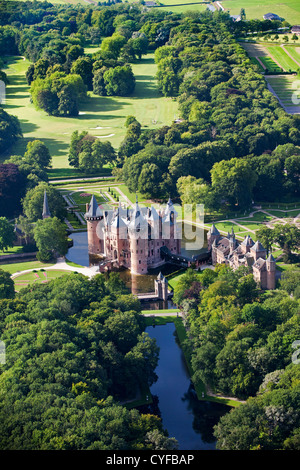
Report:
265,46,298,71
265,74,300,109
13,269,72,292
220,0,300,25
1,54,178,170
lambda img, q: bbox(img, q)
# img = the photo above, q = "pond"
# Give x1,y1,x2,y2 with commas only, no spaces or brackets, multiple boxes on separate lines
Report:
140,323,229,450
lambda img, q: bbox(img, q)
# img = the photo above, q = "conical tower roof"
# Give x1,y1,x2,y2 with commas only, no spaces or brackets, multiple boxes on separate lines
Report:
251,240,265,252
85,195,102,219
210,224,220,236
267,253,275,262
42,190,51,219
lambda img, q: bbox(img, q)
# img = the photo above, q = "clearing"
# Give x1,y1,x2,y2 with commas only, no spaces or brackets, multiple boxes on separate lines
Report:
1,53,178,170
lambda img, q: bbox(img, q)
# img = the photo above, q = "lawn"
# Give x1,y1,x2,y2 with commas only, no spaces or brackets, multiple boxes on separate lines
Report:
285,46,300,66
0,260,54,275
265,75,300,107
13,269,73,291
259,56,283,73
1,54,178,169
221,0,300,25
265,46,298,71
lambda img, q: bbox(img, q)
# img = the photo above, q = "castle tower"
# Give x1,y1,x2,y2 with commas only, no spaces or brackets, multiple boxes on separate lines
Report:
229,228,236,255
42,190,51,219
207,224,220,251
110,202,129,268
250,240,266,262
240,235,254,254
155,272,168,300
84,195,104,256
211,238,218,264
162,197,181,254
266,253,276,290
128,196,148,274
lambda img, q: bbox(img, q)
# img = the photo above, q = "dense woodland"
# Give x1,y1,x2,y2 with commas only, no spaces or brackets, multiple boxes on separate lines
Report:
0,270,179,450
173,266,300,450
0,0,300,451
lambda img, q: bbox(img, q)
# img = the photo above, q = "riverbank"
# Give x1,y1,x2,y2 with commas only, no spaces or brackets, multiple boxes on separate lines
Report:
143,315,243,408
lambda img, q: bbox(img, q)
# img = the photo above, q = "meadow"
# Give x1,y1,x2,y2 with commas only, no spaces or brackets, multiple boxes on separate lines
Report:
220,0,300,25
13,269,72,292
265,45,298,71
1,53,178,172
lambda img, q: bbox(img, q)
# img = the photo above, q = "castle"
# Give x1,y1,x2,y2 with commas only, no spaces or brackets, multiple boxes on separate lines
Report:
85,195,181,275
207,224,276,290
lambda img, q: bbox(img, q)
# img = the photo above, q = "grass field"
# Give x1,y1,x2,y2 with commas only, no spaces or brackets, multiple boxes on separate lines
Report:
259,56,283,72
265,46,298,71
13,269,72,292
285,46,300,66
221,0,300,25
1,54,178,170
265,74,300,108
0,260,53,274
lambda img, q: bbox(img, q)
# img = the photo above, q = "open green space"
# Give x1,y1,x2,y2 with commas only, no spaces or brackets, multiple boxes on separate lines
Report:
13,269,73,292
265,46,298,71
265,74,300,107
1,54,178,169
285,46,300,65
0,260,54,275
221,0,300,25
259,55,283,72
0,245,25,257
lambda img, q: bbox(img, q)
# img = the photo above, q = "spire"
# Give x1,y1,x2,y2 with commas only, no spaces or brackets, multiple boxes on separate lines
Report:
267,253,275,262
209,224,220,236
85,195,102,219
42,190,51,219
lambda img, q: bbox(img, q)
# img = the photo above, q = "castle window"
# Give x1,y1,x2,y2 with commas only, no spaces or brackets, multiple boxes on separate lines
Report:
141,250,143,253
139,260,141,264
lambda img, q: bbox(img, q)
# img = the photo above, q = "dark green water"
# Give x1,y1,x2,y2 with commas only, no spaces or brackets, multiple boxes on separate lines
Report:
141,323,229,450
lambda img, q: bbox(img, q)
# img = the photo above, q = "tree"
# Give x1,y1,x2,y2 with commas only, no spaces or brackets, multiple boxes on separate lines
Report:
24,140,52,169
0,217,15,252
211,158,258,209
0,268,15,299
273,223,300,262
104,65,135,96
92,66,108,96
0,163,26,218
256,225,274,255
0,107,22,154
71,56,93,90
33,216,68,261
22,183,67,222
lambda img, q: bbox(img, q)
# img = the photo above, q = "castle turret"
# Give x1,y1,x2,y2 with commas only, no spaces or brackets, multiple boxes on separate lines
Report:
128,197,148,274
155,272,168,300
162,197,180,254
207,223,220,251
42,190,51,219
84,195,104,256
266,253,276,290
250,240,266,261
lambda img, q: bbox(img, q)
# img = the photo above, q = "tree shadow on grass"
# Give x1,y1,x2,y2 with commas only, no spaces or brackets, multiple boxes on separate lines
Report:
19,119,39,134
